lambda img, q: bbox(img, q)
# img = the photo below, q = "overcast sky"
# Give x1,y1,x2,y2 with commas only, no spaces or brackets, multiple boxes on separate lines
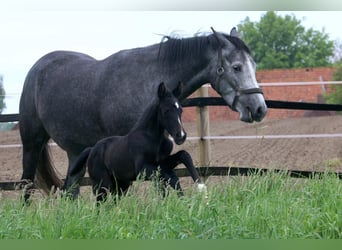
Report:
1,10,342,113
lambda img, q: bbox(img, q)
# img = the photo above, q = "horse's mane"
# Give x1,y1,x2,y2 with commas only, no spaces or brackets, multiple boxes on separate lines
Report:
158,32,251,65
222,34,251,54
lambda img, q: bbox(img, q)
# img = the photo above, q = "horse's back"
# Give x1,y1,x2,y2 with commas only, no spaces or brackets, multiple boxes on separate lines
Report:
32,50,96,69
21,50,96,104
19,47,161,154
19,51,105,151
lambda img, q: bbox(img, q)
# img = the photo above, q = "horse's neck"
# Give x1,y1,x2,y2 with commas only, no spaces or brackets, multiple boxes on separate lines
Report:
161,62,211,101
105,43,211,100
131,102,163,137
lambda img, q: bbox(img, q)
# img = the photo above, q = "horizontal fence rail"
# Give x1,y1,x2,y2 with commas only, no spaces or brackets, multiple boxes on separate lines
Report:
182,97,342,111
1,166,341,191
259,81,342,86
1,98,342,123
2,133,342,149
0,113,19,123
186,133,342,141
1,96,342,190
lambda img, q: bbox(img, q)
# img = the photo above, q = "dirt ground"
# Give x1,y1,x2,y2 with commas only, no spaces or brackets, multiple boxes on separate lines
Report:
1,115,341,187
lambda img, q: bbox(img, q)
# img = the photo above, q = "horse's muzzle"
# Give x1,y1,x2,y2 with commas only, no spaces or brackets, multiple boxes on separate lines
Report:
240,101,268,123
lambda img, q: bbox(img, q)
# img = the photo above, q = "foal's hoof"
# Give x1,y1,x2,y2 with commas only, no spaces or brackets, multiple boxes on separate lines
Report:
197,183,208,193
197,183,209,201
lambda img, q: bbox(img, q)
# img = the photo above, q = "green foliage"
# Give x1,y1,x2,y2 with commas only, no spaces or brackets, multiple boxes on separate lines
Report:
237,11,334,70
0,75,6,114
0,172,341,239
325,62,342,104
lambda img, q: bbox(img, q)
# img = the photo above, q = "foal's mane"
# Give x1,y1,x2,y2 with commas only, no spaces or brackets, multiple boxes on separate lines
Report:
130,99,159,132
130,90,175,132
158,31,251,64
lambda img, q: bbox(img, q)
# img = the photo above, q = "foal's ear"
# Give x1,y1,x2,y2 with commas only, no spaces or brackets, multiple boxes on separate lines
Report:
158,82,167,98
173,81,183,98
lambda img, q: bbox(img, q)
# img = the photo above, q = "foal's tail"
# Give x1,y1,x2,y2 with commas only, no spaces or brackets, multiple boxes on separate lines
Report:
69,147,92,178
61,147,92,199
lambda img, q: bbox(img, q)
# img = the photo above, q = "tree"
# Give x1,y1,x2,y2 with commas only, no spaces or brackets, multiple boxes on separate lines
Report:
324,61,342,105
330,39,342,63
0,75,6,114
237,11,335,70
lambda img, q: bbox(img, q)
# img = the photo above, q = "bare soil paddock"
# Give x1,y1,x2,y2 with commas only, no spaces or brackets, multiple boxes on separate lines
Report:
1,116,341,186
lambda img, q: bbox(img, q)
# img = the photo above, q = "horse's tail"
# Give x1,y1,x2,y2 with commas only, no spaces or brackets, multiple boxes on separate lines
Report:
69,147,92,178
35,144,63,194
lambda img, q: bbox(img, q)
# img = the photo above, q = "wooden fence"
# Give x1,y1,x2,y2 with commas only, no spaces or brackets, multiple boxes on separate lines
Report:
1,93,342,190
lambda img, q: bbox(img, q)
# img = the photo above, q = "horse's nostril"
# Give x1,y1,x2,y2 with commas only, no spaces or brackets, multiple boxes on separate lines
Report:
257,106,263,115
254,105,267,121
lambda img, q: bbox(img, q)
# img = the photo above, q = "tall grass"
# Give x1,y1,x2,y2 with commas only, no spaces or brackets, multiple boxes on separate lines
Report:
0,172,341,239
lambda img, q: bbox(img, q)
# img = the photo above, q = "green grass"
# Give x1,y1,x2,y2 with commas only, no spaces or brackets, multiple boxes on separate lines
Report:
0,172,341,239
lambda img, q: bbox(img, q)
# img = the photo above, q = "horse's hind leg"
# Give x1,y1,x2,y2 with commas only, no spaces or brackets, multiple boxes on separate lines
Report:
19,119,50,201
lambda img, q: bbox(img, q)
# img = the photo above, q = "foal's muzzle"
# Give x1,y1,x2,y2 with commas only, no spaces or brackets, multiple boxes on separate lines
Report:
173,130,187,145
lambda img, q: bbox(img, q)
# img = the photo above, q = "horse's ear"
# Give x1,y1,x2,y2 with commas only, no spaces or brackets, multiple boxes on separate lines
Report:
173,81,183,98
158,82,167,98
230,27,240,38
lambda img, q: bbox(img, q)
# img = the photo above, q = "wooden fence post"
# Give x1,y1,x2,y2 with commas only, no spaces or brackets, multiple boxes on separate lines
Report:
196,85,211,173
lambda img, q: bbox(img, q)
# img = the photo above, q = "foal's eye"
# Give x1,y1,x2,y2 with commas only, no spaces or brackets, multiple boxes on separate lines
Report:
232,64,242,72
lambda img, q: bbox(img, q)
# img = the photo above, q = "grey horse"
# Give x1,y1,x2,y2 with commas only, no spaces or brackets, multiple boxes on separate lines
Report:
19,27,267,200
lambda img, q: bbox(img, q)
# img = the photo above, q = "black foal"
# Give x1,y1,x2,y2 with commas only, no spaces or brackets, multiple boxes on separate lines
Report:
63,82,206,201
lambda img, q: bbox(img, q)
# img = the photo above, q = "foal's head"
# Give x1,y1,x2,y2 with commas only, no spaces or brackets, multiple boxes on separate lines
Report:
157,82,186,145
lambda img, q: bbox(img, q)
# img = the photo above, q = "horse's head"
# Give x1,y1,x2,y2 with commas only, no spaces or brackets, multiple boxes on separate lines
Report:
209,27,267,123
158,82,186,145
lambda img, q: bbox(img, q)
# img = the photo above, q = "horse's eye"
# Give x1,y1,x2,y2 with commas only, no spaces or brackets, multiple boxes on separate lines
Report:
232,64,242,72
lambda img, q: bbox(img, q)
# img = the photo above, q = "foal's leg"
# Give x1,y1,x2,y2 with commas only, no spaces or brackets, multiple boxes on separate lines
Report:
158,138,183,194
135,159,164,196
160,167,184,196
161,150,206,193
116,180,131,196
91,171,114,203
88,155,114,203
162,150,203,183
